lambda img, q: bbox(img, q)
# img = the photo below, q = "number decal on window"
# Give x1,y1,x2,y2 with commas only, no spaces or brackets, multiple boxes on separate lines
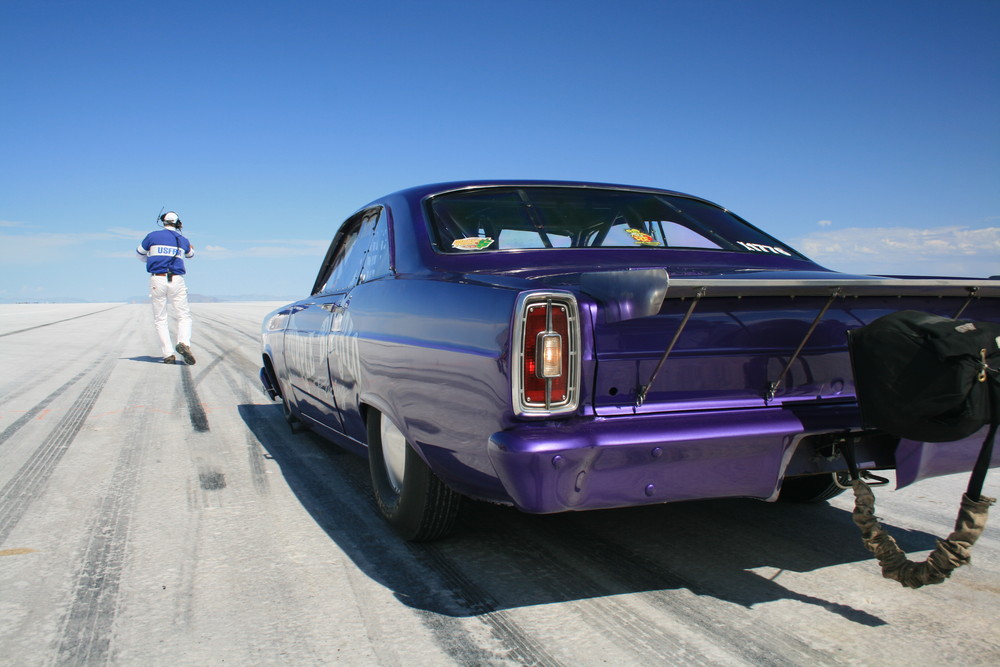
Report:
736,241,792,256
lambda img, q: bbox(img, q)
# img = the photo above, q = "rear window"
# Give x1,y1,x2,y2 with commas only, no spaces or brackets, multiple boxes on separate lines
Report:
427,186,797,257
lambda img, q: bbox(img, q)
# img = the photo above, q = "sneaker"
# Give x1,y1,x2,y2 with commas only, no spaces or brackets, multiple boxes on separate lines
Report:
175,343,196,365
162,355,176,364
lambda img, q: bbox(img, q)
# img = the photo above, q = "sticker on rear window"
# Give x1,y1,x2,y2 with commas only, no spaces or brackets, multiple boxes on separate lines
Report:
625,228,662,247
452,237,495,250
736,241,792,256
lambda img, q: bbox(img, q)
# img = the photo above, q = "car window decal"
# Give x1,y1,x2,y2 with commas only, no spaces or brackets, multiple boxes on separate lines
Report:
625,228,662,247
735,241,792,256
452,237,495,250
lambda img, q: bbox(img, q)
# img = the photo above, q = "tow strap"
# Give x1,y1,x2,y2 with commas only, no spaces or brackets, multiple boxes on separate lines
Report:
850,424,996,588
847,310,1000,587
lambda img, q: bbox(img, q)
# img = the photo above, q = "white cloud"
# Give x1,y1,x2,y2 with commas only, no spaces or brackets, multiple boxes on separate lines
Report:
97,250,146,260
817,220,833,227
104,226,150,239
794,225,1000,278
1,228,328,266
1,230,142,265
198,240,327,260
1,233,81,260
242,241,329,258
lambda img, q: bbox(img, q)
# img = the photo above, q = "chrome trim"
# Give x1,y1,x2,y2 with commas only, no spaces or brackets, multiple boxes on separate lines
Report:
512,290,581,417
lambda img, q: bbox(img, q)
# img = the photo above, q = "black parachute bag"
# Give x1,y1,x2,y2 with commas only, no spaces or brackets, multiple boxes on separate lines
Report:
845,310,1000,588
847,310,1000,442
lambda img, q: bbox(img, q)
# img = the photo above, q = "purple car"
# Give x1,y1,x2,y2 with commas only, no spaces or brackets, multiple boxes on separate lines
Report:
260,181,1000,540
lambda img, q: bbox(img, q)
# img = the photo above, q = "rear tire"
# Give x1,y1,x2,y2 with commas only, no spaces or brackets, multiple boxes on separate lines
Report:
778,473,847,503
367,410,461,541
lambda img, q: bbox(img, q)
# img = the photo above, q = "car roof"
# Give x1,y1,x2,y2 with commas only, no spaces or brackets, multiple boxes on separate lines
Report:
384,180,725,208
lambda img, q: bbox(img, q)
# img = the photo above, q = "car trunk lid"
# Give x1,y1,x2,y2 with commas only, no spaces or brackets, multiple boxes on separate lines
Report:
577,270,999,417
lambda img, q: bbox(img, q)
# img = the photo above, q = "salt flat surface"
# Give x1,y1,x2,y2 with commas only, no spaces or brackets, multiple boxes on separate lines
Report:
0,302,128,336
1,303,998,665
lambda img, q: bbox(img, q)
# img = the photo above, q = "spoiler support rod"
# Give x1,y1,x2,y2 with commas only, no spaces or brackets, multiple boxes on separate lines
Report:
953,286,979,320
765,288,842,403
636,287,706,408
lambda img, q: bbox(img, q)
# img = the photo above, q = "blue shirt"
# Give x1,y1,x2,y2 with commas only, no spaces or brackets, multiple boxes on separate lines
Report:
137,227,194,275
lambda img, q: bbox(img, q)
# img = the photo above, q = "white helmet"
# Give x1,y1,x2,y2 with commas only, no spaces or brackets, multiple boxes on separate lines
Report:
160,211,180,225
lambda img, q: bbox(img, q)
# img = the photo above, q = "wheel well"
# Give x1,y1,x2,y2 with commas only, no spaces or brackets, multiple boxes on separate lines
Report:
261,354,281,399
360,403,438,467
358,403,373,445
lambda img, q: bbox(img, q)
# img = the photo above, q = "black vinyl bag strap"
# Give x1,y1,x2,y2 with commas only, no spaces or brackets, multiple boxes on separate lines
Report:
967,423,997,502
967,369,999,502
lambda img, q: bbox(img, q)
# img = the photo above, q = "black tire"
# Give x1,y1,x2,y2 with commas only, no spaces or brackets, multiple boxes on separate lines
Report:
278,381,305,434
778,473,847,503
367,410,462,541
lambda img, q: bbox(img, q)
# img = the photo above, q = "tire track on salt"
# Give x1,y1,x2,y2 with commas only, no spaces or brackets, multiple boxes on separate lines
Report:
0,305,125,339
0,345,121,545
201,308,563,663
229,371,560,665
0,369,90,448
53,377,153,664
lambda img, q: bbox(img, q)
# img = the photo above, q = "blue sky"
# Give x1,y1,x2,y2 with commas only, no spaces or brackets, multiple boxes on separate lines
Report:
2,0,998,302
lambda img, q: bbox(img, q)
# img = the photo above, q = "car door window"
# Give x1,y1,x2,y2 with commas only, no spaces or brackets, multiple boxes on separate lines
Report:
323,226,361,293
313,208,383,295
359,209,390,282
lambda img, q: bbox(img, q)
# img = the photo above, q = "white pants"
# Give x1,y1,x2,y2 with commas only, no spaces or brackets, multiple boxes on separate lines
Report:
149,275,193,357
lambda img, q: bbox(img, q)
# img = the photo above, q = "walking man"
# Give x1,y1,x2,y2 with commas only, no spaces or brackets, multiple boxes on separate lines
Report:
136,210,197,365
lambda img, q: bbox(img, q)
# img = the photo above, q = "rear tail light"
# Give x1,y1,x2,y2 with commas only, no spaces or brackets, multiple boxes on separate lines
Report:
539,332,562,378
513,291,580,416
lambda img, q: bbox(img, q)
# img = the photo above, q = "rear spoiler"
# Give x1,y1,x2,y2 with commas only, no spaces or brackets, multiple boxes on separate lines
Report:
579,270,997,326
628,274,999,407
666,276,1000,300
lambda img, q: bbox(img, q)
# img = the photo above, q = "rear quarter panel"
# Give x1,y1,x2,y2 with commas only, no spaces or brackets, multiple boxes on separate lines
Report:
342,275,531,500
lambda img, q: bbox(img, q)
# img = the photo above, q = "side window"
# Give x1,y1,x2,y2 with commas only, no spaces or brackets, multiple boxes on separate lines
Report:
313,208,381,294
322,224,362,292
360,209,391,282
